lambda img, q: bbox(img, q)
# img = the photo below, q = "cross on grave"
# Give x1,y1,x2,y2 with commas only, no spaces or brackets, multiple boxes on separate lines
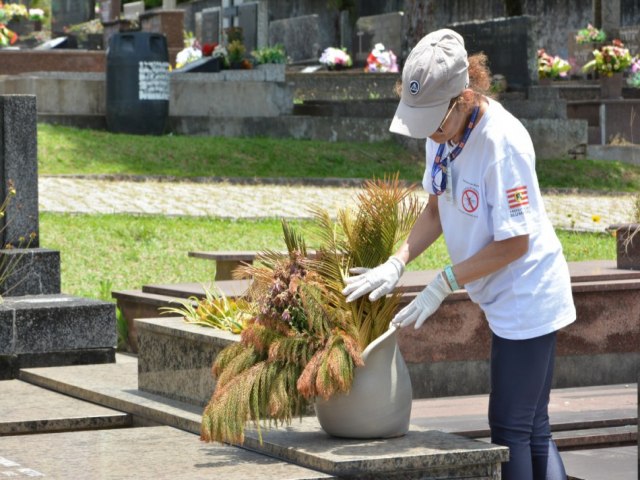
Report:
221,0,258,51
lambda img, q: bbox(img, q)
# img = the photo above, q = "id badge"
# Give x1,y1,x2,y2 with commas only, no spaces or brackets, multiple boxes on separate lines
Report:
444,163,454,205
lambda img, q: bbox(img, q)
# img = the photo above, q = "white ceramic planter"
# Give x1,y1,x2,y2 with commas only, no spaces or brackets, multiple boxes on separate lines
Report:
314,326,412,439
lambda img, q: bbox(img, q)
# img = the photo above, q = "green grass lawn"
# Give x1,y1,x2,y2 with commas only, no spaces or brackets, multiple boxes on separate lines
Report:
37,124,425,181
38,124,640,192
40,213,616,301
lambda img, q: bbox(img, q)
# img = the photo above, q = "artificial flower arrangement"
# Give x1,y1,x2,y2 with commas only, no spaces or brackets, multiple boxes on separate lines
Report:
199,176,421,444
0,2,27,22
319,46,352,70
252,44,287,65
28,8,44,22
365,43,399,73
175,38,203,69
537,49,571,79
575,24,606,44
628,56,640,88
0,22,17,46
582,39,633,77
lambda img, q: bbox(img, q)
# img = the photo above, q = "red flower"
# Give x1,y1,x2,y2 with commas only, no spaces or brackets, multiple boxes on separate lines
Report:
202,42,218,57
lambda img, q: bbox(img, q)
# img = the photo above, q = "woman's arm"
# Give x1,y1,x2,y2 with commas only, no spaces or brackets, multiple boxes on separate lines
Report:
452,234,529,287
394,195,443,265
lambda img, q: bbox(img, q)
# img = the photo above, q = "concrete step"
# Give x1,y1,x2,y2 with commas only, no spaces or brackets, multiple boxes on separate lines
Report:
553,425,637,449
0,379,131,436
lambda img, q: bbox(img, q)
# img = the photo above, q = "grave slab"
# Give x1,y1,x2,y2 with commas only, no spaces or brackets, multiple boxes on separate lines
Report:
0,294,116,379
241,418,508,479
0,294,115,354
0,426,333,479
0,379,131,435
19,356,637,479
21,354,507,479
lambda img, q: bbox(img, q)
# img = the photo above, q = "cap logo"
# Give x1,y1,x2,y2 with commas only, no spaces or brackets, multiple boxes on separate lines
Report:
409,80,420,95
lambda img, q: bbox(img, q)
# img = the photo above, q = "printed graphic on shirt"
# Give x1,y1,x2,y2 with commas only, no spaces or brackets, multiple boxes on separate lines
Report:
507,185,530,217
458,180,480,218
461,187,479,213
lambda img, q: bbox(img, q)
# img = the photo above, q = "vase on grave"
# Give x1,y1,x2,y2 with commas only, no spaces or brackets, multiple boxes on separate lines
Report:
600,73,624,99
611,224,640,270
7,19,35,37
314,326,412,439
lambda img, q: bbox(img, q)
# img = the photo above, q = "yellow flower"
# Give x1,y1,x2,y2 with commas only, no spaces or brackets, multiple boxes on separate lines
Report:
592,214,601,223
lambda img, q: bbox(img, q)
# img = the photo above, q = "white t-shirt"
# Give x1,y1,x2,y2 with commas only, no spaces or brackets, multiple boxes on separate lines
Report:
422,98,576,340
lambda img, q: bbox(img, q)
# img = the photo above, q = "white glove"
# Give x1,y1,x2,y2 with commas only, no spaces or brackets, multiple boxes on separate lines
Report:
391,272,452,329
342,256,405,303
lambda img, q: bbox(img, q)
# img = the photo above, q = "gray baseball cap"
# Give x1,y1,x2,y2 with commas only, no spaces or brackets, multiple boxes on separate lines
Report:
389,29,469,138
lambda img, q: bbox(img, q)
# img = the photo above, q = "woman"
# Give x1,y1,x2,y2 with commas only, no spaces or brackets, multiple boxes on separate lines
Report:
342,29,575,480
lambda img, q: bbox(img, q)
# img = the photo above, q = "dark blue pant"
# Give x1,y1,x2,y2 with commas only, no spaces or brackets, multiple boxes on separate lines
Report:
489,332,567,480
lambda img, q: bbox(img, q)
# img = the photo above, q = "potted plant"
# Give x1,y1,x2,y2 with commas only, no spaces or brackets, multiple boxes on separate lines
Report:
582,39,633,99
537,49,571,84
319,46,352,71
227,39,250,69
200,177,422,444
252,44,286,80
252,44,286,65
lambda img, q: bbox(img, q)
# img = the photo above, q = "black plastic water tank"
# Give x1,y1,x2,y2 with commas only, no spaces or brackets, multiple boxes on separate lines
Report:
106,32,170,135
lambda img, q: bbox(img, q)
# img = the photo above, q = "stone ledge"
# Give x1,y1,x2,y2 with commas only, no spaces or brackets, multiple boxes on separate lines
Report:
136,317,237,406
0,348,115,380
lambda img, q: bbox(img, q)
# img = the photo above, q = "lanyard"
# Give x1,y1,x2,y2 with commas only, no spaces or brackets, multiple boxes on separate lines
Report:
432,106,480,196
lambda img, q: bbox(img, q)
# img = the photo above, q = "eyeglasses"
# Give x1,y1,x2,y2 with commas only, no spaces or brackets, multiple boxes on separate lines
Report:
435,97,460,134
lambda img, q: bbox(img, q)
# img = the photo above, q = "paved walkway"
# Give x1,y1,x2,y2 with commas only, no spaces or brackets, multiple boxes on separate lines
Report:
38,176,637,232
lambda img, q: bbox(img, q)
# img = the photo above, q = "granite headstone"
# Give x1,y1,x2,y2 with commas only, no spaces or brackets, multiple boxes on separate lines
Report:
619,25,639,56
0,96,39,249
201,7,222,44
51,0,96,35
179,0,220,37
238,2,258,52
269,14,322,63
123,1,144,20
451,16,537,89
354,12,404,64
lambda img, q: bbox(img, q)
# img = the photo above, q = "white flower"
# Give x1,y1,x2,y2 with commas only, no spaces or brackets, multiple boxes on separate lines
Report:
175,47,202,69
319,47,352,67
29,8,45,20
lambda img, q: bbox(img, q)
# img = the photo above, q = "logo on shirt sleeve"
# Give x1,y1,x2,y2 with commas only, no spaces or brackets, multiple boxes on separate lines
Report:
506,185,530,217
